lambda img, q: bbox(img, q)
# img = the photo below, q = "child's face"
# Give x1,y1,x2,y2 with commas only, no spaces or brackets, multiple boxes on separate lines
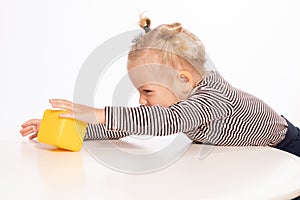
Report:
137,83,179,107
127,49,191,107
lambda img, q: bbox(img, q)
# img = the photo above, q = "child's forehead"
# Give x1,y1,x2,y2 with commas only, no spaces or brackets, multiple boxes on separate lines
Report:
127,63,178,89
128,50,163,65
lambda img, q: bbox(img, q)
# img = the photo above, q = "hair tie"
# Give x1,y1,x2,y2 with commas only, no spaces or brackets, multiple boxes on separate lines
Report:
139,15,151,33
144,25,151,33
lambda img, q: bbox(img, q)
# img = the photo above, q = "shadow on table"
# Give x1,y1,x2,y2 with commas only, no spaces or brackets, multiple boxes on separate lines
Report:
21,139,86,199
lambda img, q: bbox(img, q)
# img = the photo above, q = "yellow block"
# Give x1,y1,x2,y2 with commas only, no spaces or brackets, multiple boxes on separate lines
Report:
38,109,87,152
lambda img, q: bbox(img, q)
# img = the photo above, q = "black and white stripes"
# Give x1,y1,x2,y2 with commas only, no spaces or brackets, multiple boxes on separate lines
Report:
85,71,288,147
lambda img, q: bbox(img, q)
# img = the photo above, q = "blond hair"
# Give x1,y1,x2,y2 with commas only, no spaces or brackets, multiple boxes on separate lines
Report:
129,16,206,75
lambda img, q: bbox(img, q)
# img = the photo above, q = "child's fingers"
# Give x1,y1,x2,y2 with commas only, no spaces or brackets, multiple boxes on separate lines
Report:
49,99,72,104
21,119,40,128
50,99,73,111
29,133,38,140
59,112,74,119
20,126,36,136
49,99,73,107
20,126,32,134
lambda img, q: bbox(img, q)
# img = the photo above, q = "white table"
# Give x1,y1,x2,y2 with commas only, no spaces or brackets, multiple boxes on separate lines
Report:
1,131,300,200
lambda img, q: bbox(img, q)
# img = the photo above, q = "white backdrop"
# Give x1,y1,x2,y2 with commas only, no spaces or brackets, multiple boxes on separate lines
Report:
1,0,299,137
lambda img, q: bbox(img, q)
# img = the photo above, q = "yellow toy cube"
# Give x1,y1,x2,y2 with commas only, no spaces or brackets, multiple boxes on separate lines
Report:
38,109,87,151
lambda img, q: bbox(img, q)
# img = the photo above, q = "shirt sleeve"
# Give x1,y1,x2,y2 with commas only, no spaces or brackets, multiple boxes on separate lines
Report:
104,89,233,136
84,123,131,140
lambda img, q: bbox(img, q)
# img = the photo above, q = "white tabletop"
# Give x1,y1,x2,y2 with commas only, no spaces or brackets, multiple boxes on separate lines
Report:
1,131,300,200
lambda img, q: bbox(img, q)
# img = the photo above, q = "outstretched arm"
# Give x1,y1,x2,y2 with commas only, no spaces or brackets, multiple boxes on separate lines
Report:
20,119,130,141
49,92,232,137
84,123,130,140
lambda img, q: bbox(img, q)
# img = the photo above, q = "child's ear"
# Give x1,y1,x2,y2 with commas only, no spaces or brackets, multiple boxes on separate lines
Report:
178,71,193,85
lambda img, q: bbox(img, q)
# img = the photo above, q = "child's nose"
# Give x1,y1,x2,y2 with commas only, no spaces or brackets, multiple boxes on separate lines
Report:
139,95,148,105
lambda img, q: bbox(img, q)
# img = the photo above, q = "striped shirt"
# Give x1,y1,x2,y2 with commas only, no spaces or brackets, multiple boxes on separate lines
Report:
85,71,288,147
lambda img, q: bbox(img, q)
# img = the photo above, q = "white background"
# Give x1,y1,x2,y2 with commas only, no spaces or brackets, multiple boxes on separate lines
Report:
1,0,299,138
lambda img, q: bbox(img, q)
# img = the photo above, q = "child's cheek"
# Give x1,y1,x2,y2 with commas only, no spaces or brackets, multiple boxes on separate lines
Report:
169,79,193,101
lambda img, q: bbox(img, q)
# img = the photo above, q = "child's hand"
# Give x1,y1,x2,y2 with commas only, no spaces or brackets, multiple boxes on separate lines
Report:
20,119,41,140
49,99,105,124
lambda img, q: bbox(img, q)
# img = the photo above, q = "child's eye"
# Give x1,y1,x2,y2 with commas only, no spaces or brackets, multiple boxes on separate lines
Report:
143,89,152,94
